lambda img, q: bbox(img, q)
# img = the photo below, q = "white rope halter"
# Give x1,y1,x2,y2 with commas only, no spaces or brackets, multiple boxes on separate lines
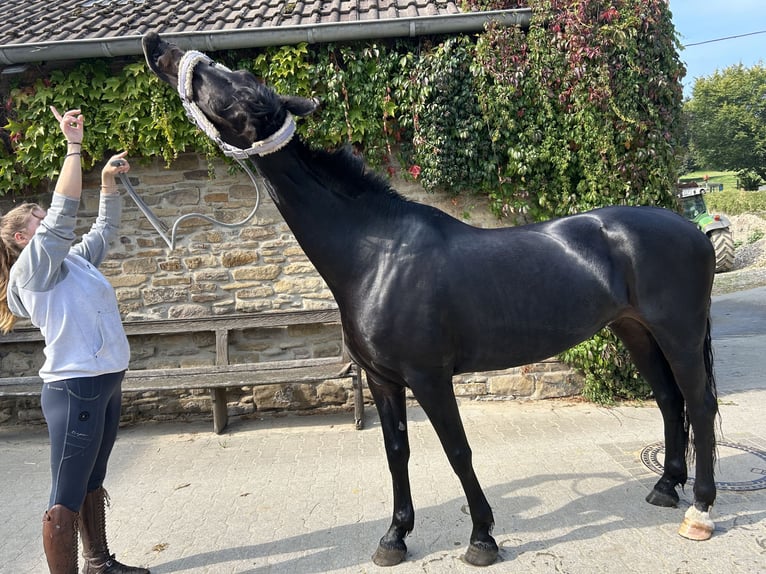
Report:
177,50,296,159
118,49,300,250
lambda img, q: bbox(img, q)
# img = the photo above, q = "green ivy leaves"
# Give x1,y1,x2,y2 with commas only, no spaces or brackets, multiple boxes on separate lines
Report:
2,1,682,216
0,58,210,193
559,328,651,404
472,0,684,221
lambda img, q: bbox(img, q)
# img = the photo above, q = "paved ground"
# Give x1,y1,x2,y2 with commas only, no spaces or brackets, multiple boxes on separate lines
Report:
2,289,765,574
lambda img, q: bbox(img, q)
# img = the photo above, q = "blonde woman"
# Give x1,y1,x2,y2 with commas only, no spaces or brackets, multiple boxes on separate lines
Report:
0,107,149,574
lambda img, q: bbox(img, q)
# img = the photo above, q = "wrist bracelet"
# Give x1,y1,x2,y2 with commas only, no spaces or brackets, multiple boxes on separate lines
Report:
65,152,81,158
66,141,82,146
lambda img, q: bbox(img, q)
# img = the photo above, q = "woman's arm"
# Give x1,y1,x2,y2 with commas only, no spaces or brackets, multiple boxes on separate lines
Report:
7,108,85,314
71,153,131,266
50,106,83,200
21,107,86,266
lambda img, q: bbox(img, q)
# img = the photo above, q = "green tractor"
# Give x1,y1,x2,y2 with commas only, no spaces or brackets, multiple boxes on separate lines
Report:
675,182,734,273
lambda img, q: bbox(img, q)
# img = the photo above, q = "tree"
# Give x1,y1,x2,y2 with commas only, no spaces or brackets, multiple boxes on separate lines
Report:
686,63,766,186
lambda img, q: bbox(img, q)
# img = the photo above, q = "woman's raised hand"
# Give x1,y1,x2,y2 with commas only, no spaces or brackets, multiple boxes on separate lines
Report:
50,106,84,145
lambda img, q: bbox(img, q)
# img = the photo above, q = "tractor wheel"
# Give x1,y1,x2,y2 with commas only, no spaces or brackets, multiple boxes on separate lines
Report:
710,228,735,273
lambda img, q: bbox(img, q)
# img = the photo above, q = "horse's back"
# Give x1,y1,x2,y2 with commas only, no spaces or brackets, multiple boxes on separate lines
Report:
595,205,710,250
446,205,713,304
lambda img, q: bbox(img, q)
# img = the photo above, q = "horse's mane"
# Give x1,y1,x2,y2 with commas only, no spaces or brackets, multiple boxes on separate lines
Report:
304,144,413,206
231,80,415,211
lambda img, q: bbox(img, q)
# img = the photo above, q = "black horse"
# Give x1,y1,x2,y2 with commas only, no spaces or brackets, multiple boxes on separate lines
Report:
143,33,719,567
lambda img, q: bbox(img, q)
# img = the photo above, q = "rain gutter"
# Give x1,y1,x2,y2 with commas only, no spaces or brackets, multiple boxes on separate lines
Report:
0,9,532,65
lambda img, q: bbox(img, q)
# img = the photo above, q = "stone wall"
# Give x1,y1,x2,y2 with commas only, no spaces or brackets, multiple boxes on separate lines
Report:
0,153,582,427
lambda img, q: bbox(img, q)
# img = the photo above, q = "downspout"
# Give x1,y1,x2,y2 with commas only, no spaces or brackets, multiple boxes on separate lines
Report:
0,9,532,65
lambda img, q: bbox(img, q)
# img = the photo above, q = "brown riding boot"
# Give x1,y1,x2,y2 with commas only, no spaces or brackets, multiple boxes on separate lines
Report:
79,487,150,574
42,505,78,574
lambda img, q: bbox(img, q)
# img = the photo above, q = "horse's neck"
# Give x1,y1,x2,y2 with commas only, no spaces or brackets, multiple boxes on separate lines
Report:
253,146,382,294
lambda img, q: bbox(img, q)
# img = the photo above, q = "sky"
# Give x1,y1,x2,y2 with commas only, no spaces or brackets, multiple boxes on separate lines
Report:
669,1,766,98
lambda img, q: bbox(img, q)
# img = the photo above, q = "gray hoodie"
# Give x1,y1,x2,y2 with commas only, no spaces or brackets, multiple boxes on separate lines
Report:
7,192,130,382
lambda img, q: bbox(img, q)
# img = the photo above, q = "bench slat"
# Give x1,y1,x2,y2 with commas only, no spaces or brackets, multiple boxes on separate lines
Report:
0,358,353,393
124,361,355,392
0,309,343,343
0,382,40,396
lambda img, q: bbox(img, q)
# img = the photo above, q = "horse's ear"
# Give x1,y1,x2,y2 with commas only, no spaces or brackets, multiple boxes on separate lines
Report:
280,96,320,117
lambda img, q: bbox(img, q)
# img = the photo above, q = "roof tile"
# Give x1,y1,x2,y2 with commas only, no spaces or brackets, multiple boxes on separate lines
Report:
0,0,462,46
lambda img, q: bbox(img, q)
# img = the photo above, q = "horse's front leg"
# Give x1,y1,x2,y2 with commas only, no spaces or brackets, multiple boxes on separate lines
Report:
367,377,414,566
414,380,498,566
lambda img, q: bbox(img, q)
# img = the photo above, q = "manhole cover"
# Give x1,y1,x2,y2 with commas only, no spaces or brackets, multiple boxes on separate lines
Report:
640,441,766,491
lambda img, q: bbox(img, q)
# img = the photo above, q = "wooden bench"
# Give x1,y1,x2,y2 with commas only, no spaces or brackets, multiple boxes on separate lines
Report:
0,309,365,434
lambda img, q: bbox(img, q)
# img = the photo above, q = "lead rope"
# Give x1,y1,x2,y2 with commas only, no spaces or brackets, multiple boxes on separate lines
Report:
115,163,261,251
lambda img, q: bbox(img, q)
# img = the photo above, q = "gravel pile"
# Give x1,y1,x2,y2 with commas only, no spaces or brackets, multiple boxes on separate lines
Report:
729,214,766,270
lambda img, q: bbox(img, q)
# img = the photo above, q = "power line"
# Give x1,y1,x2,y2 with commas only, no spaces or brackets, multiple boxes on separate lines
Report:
684,29,766,47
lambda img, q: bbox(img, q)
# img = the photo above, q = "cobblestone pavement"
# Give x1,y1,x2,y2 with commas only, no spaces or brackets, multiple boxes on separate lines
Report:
2,291,765,574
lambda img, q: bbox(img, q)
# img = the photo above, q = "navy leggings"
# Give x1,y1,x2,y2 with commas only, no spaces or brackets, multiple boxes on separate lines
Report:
40,371,125,512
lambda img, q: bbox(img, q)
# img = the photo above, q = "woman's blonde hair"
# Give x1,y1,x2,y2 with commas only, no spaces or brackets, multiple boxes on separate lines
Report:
0,203,41,333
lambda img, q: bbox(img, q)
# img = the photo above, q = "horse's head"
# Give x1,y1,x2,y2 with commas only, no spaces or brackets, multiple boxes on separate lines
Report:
142,32,319,151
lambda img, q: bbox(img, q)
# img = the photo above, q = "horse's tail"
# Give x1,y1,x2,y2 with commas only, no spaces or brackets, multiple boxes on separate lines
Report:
684,315,719,464
703,317,718,411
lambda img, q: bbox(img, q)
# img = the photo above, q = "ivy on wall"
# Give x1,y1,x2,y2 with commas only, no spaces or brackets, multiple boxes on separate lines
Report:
471,0,684,220
559,329,651,404
2,1,683,217
1,61,208,193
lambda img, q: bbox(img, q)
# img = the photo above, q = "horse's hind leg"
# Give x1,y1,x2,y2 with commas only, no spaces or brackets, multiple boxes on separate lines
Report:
366,374,414,567
411,378,497,566
646,319,718,540
668,340,718,540
613,318,718,540
611,320,689,507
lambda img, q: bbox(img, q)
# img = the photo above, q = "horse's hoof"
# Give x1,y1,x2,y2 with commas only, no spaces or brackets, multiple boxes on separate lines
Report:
645,487,678,508
678,505,714,541
464,540,499,566
372,543,407,567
